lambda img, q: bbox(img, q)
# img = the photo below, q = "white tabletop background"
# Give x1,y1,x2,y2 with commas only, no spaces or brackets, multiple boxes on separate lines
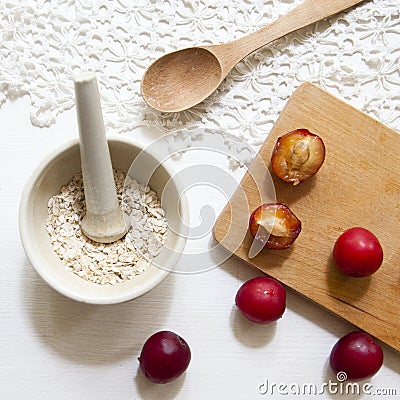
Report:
1,0,400,399
1,96,399,400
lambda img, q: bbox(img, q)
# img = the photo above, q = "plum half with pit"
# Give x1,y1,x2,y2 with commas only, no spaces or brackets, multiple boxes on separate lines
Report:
271,129,325,185
249,203,301,250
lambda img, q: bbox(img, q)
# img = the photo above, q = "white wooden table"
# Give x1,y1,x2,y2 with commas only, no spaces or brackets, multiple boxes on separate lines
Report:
1,96,399,399
0,94,400,400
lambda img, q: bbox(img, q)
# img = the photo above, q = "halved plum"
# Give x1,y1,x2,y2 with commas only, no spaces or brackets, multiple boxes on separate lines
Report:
249,203,301,250
271,129,325,185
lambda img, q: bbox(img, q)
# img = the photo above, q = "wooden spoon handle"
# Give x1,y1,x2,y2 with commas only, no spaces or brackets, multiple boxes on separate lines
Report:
212,0,365,73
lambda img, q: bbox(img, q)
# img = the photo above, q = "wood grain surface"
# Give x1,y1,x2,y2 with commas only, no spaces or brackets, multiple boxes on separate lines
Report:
214,82,400,352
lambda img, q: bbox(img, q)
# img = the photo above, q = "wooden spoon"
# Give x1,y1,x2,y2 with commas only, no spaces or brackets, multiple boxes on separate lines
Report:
141,0,365,112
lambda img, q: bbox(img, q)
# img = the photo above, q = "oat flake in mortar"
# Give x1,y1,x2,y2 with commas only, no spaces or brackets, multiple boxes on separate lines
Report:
46,170,167,285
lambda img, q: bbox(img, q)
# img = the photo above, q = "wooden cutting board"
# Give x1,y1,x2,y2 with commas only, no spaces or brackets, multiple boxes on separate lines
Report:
214,82,400,353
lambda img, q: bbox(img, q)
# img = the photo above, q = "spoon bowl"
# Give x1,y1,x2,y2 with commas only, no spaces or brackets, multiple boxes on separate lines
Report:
141,47,222,112
141,0,365,113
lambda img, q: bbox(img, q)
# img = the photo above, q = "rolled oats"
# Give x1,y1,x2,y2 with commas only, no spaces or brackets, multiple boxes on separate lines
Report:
46,170,167,285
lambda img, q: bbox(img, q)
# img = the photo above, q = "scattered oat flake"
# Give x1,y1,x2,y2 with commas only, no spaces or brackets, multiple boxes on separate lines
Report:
46,170,167,285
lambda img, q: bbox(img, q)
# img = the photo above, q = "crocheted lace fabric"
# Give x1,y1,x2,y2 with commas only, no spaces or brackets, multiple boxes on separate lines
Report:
0,0,399,147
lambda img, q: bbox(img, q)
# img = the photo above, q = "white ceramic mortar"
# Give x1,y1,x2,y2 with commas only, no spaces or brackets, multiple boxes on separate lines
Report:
19,136,188,304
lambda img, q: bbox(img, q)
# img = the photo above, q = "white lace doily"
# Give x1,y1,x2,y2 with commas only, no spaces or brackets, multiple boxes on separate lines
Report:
0,0,399,147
